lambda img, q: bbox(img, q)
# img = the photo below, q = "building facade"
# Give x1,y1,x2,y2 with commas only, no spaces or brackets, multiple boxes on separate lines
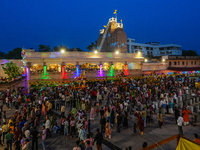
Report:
164,56,200,70
127,38,182,57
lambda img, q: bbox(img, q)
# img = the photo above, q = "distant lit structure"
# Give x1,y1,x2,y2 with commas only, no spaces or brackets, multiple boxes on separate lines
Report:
127,38,182,57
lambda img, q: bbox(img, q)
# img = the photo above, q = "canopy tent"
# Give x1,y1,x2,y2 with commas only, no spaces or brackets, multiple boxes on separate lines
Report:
176,137,200,150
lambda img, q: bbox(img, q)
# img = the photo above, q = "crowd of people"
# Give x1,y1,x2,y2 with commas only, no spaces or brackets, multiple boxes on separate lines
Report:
0,74,200,150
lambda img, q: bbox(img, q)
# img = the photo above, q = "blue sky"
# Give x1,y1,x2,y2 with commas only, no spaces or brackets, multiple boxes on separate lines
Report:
0,0,200,53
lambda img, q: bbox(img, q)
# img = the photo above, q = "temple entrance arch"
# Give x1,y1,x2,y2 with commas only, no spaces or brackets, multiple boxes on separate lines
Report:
66,63,76,72
102,62,111,71
113,62,125,70
30,64,43,73
47,64,61,72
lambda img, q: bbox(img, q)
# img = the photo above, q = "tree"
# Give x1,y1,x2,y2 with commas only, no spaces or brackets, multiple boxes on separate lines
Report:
0,51,5,58
52,45,69,52
3,48,22,59
38,45,51,52
87,41,97,51
182,50,198,56
68,48,83,51
2,61,22,81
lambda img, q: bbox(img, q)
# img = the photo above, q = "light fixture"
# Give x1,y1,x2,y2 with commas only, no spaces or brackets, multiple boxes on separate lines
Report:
61,49,65,53
138,51,141,55
115,51,119,54
144,59,148,62
162,59,165,62
94,50,98,54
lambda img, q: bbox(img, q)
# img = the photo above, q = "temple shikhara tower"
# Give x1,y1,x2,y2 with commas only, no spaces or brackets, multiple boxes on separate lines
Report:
97,10,127,53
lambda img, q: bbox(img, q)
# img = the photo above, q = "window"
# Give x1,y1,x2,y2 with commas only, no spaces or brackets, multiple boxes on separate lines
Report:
166,51,172,54
160,51,165,55
134,46,137,49
174,61,177,65
169,61,171,66
182,61,184,65
186,61,188,65
195,61,196,65
127,40,129,42
131,45,134,50
191,61,193,65
178,61,180,65
146,47,149,50
159,48,164,50
131,40,134,42
151,48,153,50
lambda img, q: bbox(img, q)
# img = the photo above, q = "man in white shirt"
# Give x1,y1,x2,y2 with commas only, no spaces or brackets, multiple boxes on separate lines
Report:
177,114,184,135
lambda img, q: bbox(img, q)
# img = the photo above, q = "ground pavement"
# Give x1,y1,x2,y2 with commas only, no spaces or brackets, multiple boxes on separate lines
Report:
1,99,200,150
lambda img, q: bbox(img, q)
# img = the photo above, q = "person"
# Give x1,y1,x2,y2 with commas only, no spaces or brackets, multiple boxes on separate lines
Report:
0,123,2,146
157,111,163,128
177,114,184,135
94,128,103,150
85,141,93,150
5,130,13,150
78,125,86,141
63,118,69,136
2,122,8,143
117,113,122,133
21,135,26,148
123,112,128,129
174,107,179,124
22,138,31,150
61,104,65,118
13,137,21,150
42,126,46,150
193,133,200,145
84,134,94,147
90,106,95,120
142,142,148,148
138,116,144,136
45,116,51,138
140,108,147,127
133,123,137,135
169,101,173,114
88,120,91,135
100,116,106,133
73,141,81,150
182,108,191,126
105,120,111,139
14,127,21,142
79,140,85,150
30,127,40,150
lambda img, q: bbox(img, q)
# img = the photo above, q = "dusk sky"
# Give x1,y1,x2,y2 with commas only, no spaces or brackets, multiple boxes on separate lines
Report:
0,0,200,53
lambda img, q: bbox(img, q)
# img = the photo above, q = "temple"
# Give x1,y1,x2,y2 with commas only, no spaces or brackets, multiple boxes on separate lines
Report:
97,17,127,53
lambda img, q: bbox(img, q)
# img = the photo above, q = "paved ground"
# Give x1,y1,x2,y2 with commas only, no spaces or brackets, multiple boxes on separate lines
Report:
1,99,200,150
